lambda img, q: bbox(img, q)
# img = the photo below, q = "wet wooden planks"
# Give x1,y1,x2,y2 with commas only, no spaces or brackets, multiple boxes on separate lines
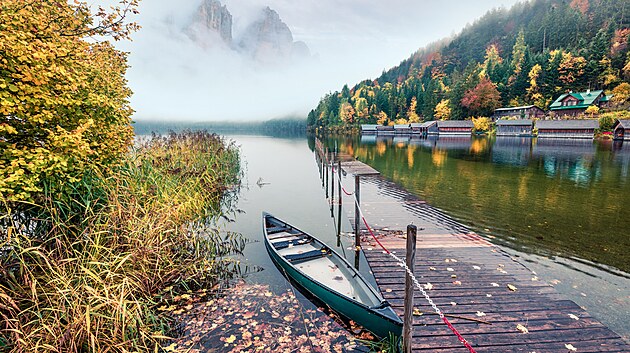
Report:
342,174,630,352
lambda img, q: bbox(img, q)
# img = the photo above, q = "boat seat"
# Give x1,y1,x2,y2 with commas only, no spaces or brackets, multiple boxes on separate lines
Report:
273,235,311,250
267,226,292,235
286,248,330,263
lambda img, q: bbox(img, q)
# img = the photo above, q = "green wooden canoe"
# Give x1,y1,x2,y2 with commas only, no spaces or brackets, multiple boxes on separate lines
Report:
263,212,403,339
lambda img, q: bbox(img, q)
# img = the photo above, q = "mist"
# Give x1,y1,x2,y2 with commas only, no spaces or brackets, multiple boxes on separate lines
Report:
119,0,521,122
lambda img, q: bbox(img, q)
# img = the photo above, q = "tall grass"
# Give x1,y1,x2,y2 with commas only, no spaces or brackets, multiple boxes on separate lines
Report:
0,131,243,352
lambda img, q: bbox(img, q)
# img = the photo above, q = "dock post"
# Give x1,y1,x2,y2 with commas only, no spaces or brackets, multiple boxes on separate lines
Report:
325,148,329,198
354,175,361,248
403,224,417,353
330,156,335,214
337,160,342,208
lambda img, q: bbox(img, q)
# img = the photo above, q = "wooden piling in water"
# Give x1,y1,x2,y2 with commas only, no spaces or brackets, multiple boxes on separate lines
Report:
354,175,361,249
403,224,417,353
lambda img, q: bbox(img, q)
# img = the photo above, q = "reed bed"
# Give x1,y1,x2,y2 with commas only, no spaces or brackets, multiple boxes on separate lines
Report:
0,131,243,352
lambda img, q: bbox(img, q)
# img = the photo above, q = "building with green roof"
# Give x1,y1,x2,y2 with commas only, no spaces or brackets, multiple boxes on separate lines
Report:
549,90,612,117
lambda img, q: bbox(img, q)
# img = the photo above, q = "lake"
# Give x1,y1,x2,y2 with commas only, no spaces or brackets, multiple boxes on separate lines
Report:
224,133,630,342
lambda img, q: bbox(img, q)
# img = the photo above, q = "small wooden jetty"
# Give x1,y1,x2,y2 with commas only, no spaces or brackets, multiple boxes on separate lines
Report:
334,160,630,352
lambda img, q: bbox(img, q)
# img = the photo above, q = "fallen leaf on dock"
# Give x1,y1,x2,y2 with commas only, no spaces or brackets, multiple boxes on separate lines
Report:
446,267,454,272
413,308,423,316
486,294,492,297
476,311,486,317
531,276,539,281
568,314,580,320
491,282,500,287
452,280,462,285
450,302,457,306
424,283,434,290
450,259,458,263
507,284,517,291
429,267,436,271
451,274,457,278
473,265,481,270
565,343,577,351
386,288,392,293
516,324,529,333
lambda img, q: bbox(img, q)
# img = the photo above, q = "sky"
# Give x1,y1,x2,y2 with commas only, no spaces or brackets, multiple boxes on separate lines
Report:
118,0,522,122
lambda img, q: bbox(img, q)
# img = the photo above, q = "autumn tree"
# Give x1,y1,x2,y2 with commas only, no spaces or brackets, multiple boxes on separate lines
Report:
407,97,421,123
339,102,356,124
558,51,587,86
612,82,630,106
0,0,139,203
434,99,451,120
461,78,502,117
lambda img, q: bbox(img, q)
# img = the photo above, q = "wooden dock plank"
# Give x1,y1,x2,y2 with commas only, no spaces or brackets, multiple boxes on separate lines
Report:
333,166,630,352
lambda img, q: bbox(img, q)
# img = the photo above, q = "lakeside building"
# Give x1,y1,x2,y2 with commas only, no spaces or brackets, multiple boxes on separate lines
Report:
549,90,612,117
437,120,474,135
376,125,395,135
496,119,534,136
360,124,378,134
418,121,439,135
613,119,630,140
492,105,545,120
394,124,412,134
536,119,599,139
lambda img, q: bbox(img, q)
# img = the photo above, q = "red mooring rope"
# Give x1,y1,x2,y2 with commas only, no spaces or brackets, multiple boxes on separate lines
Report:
331,158,477,353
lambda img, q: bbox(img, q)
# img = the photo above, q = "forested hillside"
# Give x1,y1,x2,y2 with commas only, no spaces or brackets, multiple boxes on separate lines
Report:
308,0,630,128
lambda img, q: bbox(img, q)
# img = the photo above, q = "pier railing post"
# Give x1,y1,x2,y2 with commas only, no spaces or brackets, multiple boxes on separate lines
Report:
403,224,417,353
337,160,342,208
354,175,361,249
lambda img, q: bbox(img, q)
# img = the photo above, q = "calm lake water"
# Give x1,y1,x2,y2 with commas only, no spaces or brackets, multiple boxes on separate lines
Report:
223,134,630,342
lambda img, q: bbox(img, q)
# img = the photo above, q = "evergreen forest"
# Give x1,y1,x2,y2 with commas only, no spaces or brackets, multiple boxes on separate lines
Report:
308,0,630,129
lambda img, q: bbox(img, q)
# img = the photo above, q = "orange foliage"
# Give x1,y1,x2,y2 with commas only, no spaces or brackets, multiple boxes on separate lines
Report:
570,0,589,15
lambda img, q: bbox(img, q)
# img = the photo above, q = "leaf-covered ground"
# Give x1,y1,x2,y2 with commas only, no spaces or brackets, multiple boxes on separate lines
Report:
165,282,373,352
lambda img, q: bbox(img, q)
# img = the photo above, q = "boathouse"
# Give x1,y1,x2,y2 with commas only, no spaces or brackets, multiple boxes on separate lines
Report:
437,120,474,135
613,119,630,140
409,123,423,133
394,124,412,134
536,119,599,139
360,124,377,134
375,125,394,135
417,121,438,135
496,119,534,136
492,105,545,120
549,90,612,117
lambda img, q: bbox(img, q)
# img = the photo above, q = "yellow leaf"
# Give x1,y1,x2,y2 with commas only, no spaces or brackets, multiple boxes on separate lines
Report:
507,284,517,291
225,334,236,344
565,343,577,351
516,324,529,334
412,308,422,316
162,343,177,352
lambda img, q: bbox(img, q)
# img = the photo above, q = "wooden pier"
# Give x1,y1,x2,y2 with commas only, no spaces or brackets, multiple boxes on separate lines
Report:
335,162,630,352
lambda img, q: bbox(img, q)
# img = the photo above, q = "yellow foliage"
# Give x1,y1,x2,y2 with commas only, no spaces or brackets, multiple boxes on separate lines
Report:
585,105,600,116
472,117,492,133
434,99,451,120
0,0,139,202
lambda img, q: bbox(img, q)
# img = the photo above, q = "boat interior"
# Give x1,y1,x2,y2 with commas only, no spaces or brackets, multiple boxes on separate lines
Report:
265,215,382,307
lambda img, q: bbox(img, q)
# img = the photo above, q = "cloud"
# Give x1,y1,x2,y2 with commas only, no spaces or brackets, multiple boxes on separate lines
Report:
118,0,520,121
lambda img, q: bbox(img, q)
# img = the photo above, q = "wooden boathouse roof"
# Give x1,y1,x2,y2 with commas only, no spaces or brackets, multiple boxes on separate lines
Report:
536,119,599,130
437,120,474,128
495,119,533,126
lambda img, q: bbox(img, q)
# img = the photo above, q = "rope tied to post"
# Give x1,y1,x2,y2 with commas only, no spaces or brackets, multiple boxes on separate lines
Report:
334,164,477,353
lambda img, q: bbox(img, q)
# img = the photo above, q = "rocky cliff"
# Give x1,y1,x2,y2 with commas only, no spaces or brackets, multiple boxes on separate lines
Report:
187,0,233,47
187,1,310,64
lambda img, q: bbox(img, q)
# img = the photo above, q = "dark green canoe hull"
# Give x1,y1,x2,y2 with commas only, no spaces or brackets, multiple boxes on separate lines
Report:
263,214,402,339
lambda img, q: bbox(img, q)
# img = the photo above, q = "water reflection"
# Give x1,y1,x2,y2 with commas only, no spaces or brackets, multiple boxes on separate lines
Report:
325,135,630,275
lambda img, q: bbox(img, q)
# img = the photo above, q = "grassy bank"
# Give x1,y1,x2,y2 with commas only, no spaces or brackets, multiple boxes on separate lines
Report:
0,131,243,352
